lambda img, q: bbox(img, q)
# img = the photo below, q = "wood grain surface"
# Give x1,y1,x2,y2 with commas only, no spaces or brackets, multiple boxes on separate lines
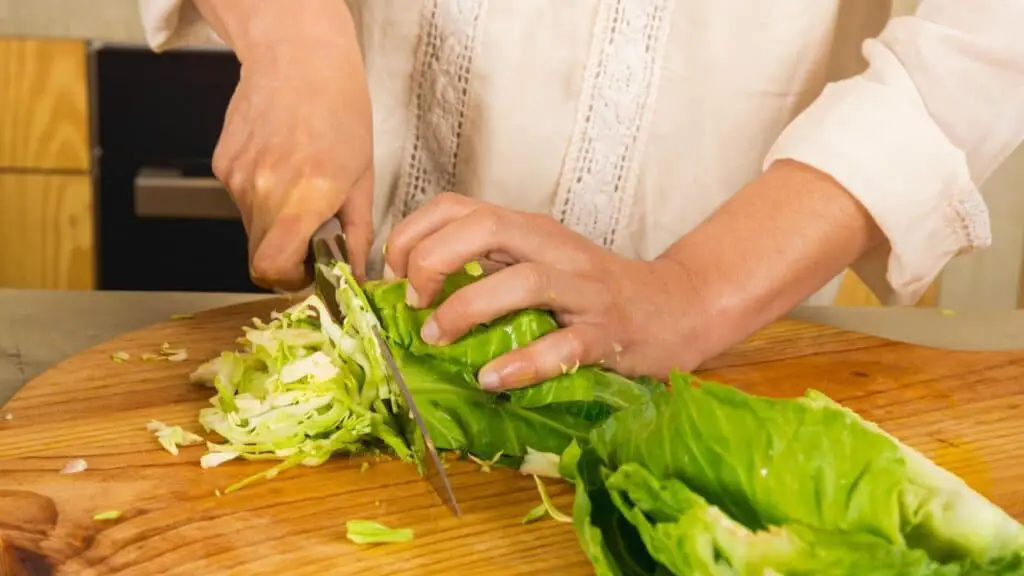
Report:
0,38,90,172
0,173,94,290
0,298,1022,575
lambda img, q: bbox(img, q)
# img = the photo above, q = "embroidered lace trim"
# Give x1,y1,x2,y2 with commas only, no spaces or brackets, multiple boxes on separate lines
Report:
551,0,673,250
390,0,488,220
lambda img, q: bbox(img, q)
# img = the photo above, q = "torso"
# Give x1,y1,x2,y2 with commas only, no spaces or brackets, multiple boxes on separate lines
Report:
349,0,895,303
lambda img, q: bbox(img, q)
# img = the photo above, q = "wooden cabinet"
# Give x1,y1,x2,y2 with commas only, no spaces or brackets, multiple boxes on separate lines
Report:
835,270,939,308
0,38,94,290
0,174,94,289
0,38,90,171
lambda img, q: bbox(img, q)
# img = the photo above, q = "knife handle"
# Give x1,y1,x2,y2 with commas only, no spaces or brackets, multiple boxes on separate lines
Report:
302,249,316,285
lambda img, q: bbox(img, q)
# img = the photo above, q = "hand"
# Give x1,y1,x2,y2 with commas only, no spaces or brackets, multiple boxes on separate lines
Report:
383,194,715,390
206,2,374,290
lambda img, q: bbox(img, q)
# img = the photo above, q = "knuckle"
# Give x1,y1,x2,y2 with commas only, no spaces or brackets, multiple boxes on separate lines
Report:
475,207,504,237
251,258,297,286
226,173,249,198
431,298,468,334
433,191,463,207
562,329,588,361
407,246,444,289
252,169,276,194
519,210,555,232
249,258,278,282
529,211,557,226
516,263,549,296
589,279,615,310
408,245,434,276
211,149,232,183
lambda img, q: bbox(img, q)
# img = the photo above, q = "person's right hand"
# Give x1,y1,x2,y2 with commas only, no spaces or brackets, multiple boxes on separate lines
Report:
203,1,375,291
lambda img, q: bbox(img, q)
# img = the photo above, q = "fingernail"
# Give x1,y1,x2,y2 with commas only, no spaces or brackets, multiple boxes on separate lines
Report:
383,263,395,281
478,369,501,390
405,283,420,307
421,317,441,345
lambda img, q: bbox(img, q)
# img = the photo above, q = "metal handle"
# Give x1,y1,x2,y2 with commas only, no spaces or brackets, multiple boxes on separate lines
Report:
133,168,239,220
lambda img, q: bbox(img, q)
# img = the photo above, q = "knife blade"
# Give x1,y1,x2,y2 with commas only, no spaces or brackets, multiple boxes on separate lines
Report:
308,217,347,321
307,217,461,517
371,324,462,517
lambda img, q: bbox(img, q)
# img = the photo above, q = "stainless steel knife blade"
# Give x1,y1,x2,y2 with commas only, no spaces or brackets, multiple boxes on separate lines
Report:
307,217,461,517
309,218,347,321
371,325,461,517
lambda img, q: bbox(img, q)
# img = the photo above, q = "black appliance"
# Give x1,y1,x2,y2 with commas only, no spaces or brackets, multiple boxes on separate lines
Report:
91,42,267,293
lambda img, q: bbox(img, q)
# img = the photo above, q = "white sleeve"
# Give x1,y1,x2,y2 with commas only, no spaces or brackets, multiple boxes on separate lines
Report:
137,0,223,51
764,0,1024,305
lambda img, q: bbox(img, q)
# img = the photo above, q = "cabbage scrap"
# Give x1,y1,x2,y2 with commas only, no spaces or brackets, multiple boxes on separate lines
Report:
93,510,122,521
468,450,504,473
519,447,562,479
345,520,414,544
60,458,87,474
146,420,204,456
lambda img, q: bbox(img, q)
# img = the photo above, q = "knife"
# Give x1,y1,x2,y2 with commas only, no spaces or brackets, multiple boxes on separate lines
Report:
308,217,462,517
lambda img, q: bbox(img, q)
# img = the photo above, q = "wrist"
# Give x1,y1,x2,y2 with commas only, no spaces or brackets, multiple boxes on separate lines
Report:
655,160,883,365
646,255,723,370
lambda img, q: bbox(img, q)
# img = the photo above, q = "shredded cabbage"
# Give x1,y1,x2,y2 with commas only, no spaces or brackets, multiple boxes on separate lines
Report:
189,263,410,492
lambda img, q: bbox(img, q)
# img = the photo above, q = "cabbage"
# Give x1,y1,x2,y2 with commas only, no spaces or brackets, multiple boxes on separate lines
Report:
189,263,658,491
567,373,1024,574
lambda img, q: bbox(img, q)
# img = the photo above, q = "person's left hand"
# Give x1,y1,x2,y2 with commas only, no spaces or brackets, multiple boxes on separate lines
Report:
382,193,714,391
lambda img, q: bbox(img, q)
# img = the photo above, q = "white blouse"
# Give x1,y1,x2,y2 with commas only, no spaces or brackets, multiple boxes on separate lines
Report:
138,0,1024,306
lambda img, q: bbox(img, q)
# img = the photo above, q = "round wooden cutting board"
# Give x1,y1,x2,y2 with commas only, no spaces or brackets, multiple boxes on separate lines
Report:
0,298,1022,576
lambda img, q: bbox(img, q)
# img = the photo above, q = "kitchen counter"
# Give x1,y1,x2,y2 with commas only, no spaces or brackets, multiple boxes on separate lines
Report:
0,289,264,407
2,288,1024,408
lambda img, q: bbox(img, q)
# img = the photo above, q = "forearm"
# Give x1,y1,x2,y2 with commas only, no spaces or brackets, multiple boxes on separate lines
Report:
659,159,883,361
192,0,359,64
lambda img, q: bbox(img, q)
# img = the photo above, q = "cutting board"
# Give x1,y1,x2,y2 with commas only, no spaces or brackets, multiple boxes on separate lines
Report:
1,298,1022,576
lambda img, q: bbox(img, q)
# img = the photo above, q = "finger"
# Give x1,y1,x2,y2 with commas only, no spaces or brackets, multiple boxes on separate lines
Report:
476,324,609,391
228,151,258,250
211,86,249,183
213,120,259,263
251,178,336,291
384,192,479,279
213,143,255,238
421,263,606,346
404,207,573,309
339,167,375,283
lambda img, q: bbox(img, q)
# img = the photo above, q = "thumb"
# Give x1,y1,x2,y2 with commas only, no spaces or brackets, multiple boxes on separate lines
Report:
339,167,375,283
251,180,336,292
251,210,322,292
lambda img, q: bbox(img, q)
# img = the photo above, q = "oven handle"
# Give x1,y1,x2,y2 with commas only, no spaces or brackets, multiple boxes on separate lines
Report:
133,168,240,220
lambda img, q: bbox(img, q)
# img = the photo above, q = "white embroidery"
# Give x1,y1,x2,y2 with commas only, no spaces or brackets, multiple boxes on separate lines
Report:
391,0,487,220
551,0,674,250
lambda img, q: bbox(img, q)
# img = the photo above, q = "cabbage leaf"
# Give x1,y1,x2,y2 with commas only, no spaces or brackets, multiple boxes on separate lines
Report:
568,372,1024,575
189,265,659,488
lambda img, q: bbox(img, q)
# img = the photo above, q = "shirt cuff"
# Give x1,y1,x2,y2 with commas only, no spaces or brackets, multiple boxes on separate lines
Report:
138,0,223,51
763,42,992,306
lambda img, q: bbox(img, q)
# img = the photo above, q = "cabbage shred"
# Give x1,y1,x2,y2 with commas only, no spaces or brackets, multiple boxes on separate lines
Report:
190,263,411,490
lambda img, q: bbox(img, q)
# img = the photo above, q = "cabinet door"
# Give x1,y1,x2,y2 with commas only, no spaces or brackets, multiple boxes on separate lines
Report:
0,174,95,290
0,38,90,171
